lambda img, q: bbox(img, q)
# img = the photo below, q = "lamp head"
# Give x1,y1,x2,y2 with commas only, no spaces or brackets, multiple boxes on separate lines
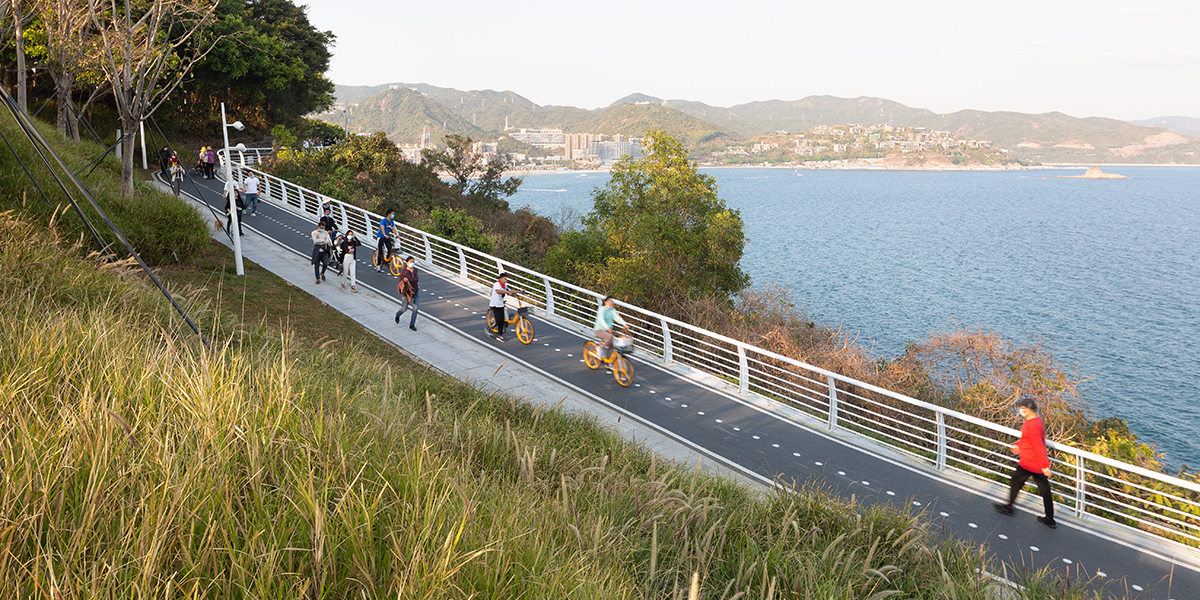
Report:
231,120,244,131
234,143,247,152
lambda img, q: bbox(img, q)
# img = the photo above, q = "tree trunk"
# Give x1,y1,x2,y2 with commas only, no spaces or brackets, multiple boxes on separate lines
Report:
121,115,137,197
55,72,75,137
14,0,26,114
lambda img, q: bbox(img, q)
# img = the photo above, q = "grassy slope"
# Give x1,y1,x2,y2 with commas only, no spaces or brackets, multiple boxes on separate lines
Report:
0,119,1105,599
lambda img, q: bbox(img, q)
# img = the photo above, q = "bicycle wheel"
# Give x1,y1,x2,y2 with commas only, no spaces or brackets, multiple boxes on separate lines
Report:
486,310,497,333
614,356,634,387
515,317,534,344
388,256,403,277
371,249,379,267
583,341,600,369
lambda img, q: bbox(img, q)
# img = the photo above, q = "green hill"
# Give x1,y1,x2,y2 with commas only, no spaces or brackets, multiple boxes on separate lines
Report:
340,86,483,142
580,102,734,144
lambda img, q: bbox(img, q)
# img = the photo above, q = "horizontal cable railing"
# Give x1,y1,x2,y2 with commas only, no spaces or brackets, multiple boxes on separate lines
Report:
219,148,1200,548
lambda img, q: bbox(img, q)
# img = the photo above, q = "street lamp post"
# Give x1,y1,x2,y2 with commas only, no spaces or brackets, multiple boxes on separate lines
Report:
221,102,247,275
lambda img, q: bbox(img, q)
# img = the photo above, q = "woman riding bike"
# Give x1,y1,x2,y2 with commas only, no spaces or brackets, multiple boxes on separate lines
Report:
593,296,628,362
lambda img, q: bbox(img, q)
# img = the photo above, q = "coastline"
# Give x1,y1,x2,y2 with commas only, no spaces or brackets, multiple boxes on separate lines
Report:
507,162,1200,176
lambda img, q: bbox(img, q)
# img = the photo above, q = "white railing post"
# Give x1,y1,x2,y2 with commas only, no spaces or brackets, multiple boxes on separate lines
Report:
495,259,504,277
457,245,468,280
827,376,838,431
297,188,306,216
737,345,749,395
1075,454,1087,517
936,412,947,471
544,279,555,317
423,233,433,265
661,319,673,364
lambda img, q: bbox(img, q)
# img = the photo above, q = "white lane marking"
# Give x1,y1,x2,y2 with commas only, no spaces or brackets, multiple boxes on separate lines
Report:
968,523,978,529
793,452,801,457
998,534,1008,540
815,462,823,466
752,435,761,440
837,471,846,476
912,501,922,506
940,512,949,517
887,491,895,496
715,419,723,423
1029,546,1039,552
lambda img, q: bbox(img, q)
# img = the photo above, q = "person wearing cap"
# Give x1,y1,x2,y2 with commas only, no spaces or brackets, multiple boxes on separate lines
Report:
394,256,419,331
488,273,519,342
994,395,1056,529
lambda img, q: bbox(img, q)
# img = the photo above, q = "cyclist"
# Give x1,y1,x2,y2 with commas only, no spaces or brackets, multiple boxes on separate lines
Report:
593,296,628,362
375,209,396,273
488,273,520,342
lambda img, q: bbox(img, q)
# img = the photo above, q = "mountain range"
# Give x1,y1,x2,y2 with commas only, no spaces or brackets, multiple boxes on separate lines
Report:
325,83,1200,164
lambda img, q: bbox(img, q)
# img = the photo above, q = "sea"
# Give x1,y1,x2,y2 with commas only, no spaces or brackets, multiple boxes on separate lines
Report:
508,166,1200,469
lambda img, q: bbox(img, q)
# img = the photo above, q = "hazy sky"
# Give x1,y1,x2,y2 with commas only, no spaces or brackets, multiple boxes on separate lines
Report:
304,0,1199,121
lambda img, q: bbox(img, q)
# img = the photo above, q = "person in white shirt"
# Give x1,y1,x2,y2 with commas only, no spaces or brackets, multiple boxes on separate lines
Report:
311,223,332,284
243,174,261,216
488,273,520,342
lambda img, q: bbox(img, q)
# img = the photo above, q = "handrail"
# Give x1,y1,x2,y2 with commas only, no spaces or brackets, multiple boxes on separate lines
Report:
219,147,1200,546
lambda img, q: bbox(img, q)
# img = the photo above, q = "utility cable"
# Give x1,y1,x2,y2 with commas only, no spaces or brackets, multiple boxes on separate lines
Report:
0,86,209,347
148,115,232,243
0,122,54,208
0,92,109,256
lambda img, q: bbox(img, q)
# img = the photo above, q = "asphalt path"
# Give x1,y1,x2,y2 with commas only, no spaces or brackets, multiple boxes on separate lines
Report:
175,173,1196,599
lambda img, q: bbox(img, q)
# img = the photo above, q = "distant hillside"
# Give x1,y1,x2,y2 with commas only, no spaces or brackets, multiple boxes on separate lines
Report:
579,103,734,145
337,87,482,142
1128,116,1200,137
326,85,732,146
667,96,939,137
326,83,1200,163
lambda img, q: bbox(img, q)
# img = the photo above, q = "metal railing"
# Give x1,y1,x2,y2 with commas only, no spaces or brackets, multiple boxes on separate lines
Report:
220,148,1200,548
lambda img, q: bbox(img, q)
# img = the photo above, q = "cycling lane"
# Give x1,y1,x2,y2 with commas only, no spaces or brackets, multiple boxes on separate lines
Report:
177,174,1197,599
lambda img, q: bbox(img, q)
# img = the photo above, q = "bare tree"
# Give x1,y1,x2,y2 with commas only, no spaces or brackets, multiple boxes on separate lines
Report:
34,0,94,139
86,0,221,196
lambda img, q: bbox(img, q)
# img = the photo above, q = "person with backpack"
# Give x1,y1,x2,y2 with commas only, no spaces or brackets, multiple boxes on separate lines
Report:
394,256,419,331
994,395,1057,529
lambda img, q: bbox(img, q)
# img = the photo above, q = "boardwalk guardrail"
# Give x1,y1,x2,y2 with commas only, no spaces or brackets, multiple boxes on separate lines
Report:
220,148,1200,548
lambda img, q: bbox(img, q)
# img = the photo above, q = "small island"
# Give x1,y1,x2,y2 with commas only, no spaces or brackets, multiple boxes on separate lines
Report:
1058,166,1130,179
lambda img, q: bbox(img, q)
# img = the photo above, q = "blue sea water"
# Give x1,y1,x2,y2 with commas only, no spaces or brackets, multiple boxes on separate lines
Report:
508,167,1200,468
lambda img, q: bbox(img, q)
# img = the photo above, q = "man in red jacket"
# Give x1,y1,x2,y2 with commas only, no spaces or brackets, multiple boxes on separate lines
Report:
994,395,1057,528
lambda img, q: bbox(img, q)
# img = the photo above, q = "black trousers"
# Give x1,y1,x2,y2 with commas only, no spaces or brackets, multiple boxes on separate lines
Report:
491,306,507,335
376,237,393,266
1006,465,1054,519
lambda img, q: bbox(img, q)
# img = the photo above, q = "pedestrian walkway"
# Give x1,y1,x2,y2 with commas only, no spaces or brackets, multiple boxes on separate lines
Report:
160,174,1200,599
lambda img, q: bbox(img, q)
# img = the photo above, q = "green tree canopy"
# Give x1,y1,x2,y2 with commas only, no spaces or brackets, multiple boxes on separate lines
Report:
166,0,335,134
545,130,749,313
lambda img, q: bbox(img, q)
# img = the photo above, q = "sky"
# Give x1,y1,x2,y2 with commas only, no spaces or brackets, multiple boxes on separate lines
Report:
303,0,1200,121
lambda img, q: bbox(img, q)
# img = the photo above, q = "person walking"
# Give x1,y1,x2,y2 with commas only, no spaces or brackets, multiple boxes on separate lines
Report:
488,273,519,342
994,395,1057,529
170,159,185,197
157,146,171,177
394,256,419,331
339,230,361,292
375,209,396,273
243,172,261,217
311,222,332,284
205,147,216,179
222,186,245,236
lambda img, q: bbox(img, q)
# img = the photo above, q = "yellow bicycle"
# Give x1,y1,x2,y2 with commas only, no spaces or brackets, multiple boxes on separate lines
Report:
486,294,535,344
583,334,635,387
371,248,403,276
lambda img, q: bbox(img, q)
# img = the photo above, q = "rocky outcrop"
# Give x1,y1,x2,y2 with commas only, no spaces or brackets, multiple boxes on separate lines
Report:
1058,167,1130,179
